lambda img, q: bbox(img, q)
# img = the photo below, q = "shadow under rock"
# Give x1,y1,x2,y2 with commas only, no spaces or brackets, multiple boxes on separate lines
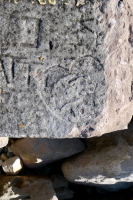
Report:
68,182,133,200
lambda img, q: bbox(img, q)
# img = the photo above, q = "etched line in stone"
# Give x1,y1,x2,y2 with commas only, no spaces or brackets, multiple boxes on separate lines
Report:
21,43,35,48
1,59,9,84
11,61,15,79
0,54,27,60
129,81,133,101
0,87,2,103
28,65,31,86
0,57,14,84
36,19,43,48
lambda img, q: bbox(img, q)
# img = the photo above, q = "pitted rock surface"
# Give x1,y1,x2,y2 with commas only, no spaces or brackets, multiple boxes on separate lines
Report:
0,0,133,137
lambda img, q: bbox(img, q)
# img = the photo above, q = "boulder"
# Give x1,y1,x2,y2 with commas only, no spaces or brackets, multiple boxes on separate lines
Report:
62,130,133,191
0,176,58,200
2,156,23,175
0,138,8,148
11,138,85,168
0,0,133,138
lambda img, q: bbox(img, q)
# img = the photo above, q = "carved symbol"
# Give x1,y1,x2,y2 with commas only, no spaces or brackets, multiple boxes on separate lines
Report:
38,56,104,123
0,57,31,88
0,57,13,84
20,18,38,47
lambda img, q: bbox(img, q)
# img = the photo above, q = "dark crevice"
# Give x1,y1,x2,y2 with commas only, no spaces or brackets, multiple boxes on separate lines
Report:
118,0,123,8
131,81,133,95
128,25,133,47
12,61,15,79
81,130,88,137
36,19,43,48
75,0,77,6
68,77,78,84
49,41,53,50
81,108,84,114
10,196,30,200
70,108,76,117
129,81,133,101
128,115,133,130
89,126,94,132
28,65,31,86
45,76,49,87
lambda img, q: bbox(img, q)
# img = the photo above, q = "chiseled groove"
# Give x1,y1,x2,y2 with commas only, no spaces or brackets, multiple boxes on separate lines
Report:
12,61,15,79
0,59,9,84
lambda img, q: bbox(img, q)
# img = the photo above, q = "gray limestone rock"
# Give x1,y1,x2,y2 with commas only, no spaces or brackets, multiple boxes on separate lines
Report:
0,0,133,138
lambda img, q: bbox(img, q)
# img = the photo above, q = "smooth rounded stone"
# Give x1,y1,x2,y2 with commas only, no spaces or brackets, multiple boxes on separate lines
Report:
0,1,133,138
11,138,85,168
0,138,8,148
2,156,23,175
62,129,133,192
0,176,58,200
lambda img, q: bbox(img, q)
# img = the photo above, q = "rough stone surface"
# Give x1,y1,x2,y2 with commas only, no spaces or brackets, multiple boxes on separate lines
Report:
0,0,133,138
2,156,23,175
11,138,85,168
0,176,58,200
62,129,133,191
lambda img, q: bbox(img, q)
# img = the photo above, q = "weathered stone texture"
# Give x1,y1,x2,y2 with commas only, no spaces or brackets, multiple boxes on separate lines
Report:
0,176,58,200
62,130,133,191
0,0,133,137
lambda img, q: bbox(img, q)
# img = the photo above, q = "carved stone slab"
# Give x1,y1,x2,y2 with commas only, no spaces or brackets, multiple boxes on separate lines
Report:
0,0,133,137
